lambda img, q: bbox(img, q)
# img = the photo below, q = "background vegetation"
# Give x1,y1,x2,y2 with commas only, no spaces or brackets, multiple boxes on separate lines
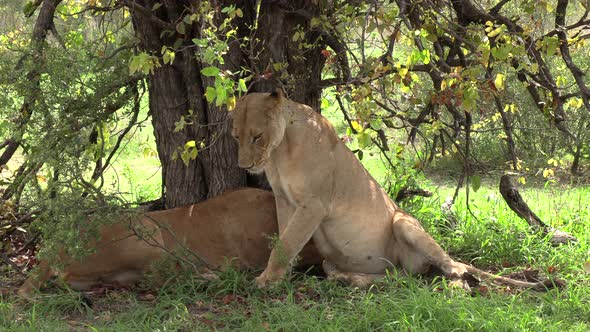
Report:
0,0,589,330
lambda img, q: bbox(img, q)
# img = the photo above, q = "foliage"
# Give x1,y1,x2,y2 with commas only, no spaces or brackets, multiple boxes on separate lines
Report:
315,0,590,181
0,0,154,262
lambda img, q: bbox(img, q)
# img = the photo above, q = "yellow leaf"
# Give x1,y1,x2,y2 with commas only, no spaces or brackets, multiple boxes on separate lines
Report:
227,96,236,111
351,121,363,132
487,27,503,38
494,73,506,91
36,175,47,183
184,140,196,149
542,168,554,178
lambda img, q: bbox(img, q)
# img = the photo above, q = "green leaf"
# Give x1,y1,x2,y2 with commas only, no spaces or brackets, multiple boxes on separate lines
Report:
463,85,480,111
162,49,175,64
544,36,559,56
310,17,322,28
471,175,481,192
358,131,372,148
184,140,196,149
192,38,208,47
491,44,512,60
151,3,162,11
238,79,248,92
189,147,198,159
205,87,217,103
370,119,382,130
128,56,140,75
421,49,430,64
23,1,37,17
176,22,186,35
201,66,220,77
215,85,227,106
181,150,190,166
174,116,186,132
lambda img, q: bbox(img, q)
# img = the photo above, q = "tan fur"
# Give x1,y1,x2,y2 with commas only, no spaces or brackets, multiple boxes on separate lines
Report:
17,188,321,299
232,90,561,291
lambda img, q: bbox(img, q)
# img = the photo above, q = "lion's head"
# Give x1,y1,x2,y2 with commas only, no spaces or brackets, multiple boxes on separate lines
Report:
231,89,287,174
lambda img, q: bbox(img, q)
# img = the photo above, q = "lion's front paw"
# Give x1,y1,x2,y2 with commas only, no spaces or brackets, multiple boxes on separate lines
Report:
254,269,284,289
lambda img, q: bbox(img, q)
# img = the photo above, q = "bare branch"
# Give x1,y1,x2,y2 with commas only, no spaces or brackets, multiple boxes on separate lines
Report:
555,0,590,113
489,0,512,15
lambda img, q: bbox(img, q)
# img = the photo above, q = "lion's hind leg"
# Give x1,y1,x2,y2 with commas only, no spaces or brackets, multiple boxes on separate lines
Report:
322,260,385,289
390,214,471,290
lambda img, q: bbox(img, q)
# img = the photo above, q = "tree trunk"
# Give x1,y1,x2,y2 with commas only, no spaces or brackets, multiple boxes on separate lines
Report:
243,0,324,109
127,0,324,208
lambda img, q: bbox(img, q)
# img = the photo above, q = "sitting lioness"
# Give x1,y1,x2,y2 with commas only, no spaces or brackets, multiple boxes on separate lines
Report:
17,188,320,299
231,89,561,291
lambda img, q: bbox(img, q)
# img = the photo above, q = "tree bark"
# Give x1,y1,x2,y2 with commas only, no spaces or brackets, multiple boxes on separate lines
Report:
127,0,324,208
243,1,324,110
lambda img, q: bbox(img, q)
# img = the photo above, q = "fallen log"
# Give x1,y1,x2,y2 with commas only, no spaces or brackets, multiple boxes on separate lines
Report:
499,175,577,245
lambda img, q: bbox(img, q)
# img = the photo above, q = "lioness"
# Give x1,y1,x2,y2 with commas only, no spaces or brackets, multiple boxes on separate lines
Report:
17,188,320,299
231,90,560,290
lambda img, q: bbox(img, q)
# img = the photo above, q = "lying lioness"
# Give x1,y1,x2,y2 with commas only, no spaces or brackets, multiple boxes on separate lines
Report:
17,188,320,299
231,89,561,290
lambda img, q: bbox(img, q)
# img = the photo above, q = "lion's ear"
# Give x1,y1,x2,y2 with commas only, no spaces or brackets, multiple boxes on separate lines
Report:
269,87,285,101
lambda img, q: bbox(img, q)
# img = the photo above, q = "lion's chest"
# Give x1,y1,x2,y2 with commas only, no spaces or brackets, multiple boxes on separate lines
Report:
264,159,305,207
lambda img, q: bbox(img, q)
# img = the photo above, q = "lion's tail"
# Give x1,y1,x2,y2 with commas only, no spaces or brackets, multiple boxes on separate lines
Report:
458,262,565,291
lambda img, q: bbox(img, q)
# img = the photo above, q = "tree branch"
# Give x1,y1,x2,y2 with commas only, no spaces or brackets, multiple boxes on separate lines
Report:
499,175,577,245
555,0,590,113
489,0,512,15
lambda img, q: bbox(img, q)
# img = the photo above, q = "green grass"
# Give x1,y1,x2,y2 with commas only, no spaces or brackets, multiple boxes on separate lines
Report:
2,182,589,331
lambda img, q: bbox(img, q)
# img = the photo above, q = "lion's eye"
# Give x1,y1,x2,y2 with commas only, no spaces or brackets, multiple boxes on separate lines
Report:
253,134,262,143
